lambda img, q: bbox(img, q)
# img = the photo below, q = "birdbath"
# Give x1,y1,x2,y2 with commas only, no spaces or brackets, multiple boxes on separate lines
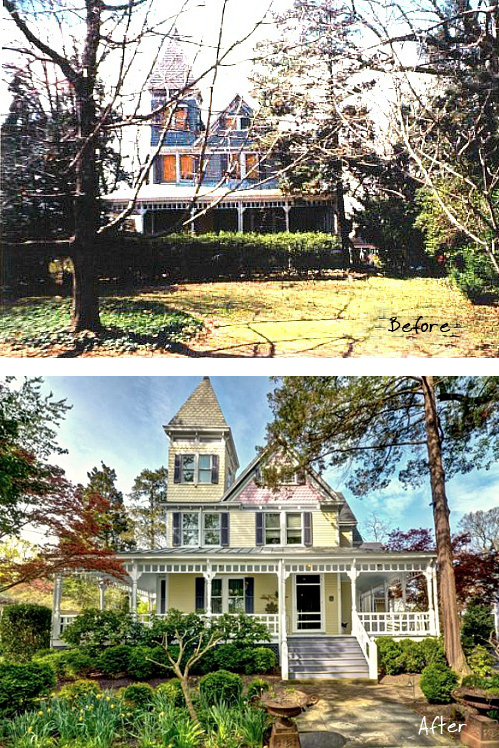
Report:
261,689,310,748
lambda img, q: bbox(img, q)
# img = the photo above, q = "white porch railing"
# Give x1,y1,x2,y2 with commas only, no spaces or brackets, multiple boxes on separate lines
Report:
56,613,279,639
352,610,378,679
358,611,433,635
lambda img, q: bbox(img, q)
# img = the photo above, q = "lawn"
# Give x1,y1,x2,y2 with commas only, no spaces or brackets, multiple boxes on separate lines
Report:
1,276,497,357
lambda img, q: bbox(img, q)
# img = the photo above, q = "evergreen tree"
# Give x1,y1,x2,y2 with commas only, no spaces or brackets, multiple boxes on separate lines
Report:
84,463,134,551
128,467,168,549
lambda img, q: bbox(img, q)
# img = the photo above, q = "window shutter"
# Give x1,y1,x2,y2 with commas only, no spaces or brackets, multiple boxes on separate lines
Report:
211,454,219,484
244,577,254,614
172,512,181,546
303,512,313,546
297,469,306,485
195,577,206,613
174,455,181,483
256,512,264,546
221,512,229,547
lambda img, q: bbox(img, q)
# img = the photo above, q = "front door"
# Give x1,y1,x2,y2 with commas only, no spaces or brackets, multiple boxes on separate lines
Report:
294,574,323,631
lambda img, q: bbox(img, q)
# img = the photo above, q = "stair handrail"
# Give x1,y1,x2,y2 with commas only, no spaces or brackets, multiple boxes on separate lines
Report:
352,609,378,680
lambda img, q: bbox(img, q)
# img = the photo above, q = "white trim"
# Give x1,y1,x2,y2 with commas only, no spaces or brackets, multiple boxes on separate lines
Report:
337,571,342,635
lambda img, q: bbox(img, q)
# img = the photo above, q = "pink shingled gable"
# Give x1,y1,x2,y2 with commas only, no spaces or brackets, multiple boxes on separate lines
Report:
237,478,323,505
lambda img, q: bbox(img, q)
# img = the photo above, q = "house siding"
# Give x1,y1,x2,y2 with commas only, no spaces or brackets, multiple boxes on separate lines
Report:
228,511,255,547
167,438,228,503
313,509,339,547
340,530,353,547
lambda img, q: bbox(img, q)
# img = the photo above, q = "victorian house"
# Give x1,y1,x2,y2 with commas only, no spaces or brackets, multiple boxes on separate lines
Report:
52,378,439,681
105,38,336,236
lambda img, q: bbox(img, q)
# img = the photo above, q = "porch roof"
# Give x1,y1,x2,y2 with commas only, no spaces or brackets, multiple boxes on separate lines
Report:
117,545,435,560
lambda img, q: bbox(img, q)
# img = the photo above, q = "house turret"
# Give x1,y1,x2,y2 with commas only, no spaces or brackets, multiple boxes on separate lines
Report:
163,377,239,503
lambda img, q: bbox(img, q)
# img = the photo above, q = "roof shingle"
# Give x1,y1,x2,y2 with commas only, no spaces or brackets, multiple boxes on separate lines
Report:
149,37,195,90
168,377,228,429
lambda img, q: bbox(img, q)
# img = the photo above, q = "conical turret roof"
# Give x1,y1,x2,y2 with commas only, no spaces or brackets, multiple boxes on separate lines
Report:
168,377,228,429
149,34,195,90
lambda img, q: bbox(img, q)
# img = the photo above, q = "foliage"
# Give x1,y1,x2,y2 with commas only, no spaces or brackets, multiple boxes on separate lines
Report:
84,463,134,552
467,646,495,678
126,645,170,680
420,664,458,704
0,298,203,355
199,670,243,707
57,679,101,701
215,613,271,646
0,603,51,660
461,600,496,648
419,638,447,668
61,609,133,649
376,638,405,676
376,637,446,676
33,650,94,681
247,678,271,700
461,674,499,690
459,508,499,553
155,679,185,707
0,661,55,716
246,648,276,675
98,645,133,678
448,247,499,301
213,644,244,672
128,467,168,549
122,682,154,709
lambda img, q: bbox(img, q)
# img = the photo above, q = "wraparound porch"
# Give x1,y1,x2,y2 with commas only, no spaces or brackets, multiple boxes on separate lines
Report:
51,551,439,680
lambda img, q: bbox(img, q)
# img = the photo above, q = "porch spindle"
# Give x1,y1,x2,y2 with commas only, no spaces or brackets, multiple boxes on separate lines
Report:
51,575,63,645
425,568,435,635
99,578,106,611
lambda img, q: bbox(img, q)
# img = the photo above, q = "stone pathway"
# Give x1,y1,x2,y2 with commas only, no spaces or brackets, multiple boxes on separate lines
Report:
292,679,457,748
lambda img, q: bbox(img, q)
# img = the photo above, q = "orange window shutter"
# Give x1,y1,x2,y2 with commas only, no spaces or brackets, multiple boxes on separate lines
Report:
225,116,236,130
162,155,176,182
230,155,240,179
180,155,194,180
175,109,188,130
245,154,258,180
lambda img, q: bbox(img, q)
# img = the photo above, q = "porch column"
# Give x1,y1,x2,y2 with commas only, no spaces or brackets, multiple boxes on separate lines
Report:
401,573,407,609
237,204,246,233
51,575,63,646
203,562,215,618
134,208,146,234
425,566,435,635
129,563,142,621
278,559,289,680
283,204,291,233
384,582,389,612
98,577,106,612
347,560,358,636
432,565,440,636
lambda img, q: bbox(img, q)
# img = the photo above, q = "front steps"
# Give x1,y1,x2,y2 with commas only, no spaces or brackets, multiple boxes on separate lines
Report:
287,636,370,680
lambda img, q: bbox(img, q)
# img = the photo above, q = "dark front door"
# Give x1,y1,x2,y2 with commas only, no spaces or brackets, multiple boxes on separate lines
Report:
295,574,322,631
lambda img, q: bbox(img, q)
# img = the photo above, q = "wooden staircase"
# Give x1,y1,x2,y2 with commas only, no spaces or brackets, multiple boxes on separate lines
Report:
287,636,370,680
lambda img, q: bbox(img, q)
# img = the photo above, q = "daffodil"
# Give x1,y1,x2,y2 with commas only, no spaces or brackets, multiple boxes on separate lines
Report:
27,726,33,733
38,710,44,716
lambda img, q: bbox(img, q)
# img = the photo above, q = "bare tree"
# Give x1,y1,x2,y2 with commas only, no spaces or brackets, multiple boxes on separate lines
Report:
363,512,391,542
3,0,273,331
459,508,499,553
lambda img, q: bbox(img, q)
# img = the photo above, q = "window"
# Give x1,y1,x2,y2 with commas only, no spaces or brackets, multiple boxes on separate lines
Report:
245,153,259,181
228,579,245,613
212,578,223,613
162,155,176,183
240,116,251,130
221,153,240,180
182,513,199,545
204,513,221,545
180,454,195,483
265,513,281,545
286,513,302,545
174,108,188,130
174,454,219,484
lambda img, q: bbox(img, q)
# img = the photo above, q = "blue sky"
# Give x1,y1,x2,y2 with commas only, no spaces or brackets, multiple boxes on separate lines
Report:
40,376,498,541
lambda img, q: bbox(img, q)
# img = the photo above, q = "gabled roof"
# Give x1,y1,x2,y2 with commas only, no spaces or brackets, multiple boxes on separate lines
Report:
149,35,195,90
167,377,228,430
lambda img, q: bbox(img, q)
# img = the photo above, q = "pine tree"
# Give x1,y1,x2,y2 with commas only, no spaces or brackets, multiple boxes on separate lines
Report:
128,467,168,549
84,463,134,551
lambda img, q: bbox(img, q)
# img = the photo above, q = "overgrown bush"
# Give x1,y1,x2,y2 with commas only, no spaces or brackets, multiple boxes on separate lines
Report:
449,248,498,301
376,637,446,676
461,599,495,649
215,613,271,646
247,678,271,700
57,678,101,701
98,644,133,678
0,661,56,716
61,609,133,649
34,649,94,680
0,603,52,661
199,669,243,706
155,678,185,707
122,682,154,709
420,664,458,704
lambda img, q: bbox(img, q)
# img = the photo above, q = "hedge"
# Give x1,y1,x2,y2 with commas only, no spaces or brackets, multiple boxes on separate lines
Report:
0,603,52,661
0,662,56,716
4,232,344,294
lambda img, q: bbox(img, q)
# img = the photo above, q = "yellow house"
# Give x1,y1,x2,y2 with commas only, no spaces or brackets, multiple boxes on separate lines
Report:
52,377,439,680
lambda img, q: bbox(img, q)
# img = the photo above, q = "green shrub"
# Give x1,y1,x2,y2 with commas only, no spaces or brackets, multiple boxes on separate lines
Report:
467,645,495,677
156,679,185,707
199,669,243,706
57,678,101,701
122,682,154,709
420,664,458,704
462,600,495,648
214,613,271,646
98,644,133,678
214,643,245,672
33,652,68,679
125,644,169,680
0,603,52,661
0,661,56,716
61,608,133,649
247,678,271,700
461,674,499,689
420,638,447,668
399,640,425,674
376,638,404,675
449,248,498,301
245,647,276,675
34,649,94,681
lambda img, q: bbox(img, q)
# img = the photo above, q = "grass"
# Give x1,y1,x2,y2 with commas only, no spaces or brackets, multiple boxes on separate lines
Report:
1,276,498,357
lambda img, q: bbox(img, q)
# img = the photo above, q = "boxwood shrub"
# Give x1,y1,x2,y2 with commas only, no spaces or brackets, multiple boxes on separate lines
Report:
420,664,458,704
0,662,56,716
0,603,52,661
122,682,154,708
376,637,446,676
199,669,243,706
98,644,133,678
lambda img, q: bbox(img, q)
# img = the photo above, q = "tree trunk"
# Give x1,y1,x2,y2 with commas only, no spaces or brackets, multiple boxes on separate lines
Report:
336,175,352,268
70,246,101,332
421,376,471,676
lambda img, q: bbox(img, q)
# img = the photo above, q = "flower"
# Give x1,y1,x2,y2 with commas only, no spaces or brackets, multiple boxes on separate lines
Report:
27,727,33,733
110,704,115,709
96,694,103,699
79,716,83,722
38,710,44,716
106,696,111,701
